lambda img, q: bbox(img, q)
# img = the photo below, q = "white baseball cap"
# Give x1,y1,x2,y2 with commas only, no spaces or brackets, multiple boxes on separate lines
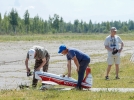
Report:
28,49,35,59
111,27,117,31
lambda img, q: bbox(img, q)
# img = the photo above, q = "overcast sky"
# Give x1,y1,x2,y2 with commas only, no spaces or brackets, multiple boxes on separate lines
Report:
0,0,134,23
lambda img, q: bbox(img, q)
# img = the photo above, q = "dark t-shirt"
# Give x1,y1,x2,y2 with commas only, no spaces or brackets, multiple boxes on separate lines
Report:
66,48,90,62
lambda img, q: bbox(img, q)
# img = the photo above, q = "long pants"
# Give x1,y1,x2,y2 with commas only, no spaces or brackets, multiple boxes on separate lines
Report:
32,55,50,87
77,58,90,89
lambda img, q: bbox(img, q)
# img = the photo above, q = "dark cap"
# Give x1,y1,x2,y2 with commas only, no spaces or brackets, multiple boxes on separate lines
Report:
58,44,66,53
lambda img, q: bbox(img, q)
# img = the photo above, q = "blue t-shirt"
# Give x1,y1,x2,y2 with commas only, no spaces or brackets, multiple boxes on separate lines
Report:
66,48,90,62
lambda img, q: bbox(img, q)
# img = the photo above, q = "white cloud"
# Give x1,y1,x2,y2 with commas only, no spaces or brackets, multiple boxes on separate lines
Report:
25,6,35,10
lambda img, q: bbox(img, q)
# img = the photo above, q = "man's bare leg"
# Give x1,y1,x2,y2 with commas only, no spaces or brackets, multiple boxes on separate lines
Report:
115,64,120,79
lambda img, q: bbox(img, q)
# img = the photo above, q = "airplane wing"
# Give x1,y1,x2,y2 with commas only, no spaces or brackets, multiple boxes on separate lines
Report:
42,81,58,85
40,81,58,90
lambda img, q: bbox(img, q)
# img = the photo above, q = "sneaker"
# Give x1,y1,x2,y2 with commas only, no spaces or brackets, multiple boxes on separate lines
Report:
40,85,47,90
19,85,29,89
32,84,37,89
105,76,109,80
115,76,120,79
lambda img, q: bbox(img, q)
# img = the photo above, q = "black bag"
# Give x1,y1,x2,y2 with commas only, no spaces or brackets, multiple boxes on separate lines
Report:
112,48,118,55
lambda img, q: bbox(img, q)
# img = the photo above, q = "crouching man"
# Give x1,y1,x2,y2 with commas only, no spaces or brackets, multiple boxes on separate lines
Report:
58,44,90,90
25,46,50,87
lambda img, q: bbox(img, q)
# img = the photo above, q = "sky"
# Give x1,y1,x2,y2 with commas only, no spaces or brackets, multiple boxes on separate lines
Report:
0,0,134,23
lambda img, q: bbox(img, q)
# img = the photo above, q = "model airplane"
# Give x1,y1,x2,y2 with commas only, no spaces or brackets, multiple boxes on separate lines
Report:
35,67,93,90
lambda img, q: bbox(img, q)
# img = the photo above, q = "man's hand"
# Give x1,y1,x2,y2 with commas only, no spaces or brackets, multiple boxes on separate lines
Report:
62,74,65,77
26,68,30,72
68,72,71,77
118,48,123,53
27,68,32,77
76,67,79,72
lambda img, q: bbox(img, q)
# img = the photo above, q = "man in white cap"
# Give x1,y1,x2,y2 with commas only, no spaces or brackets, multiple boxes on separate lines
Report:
104,27,124,80
25,46,50,87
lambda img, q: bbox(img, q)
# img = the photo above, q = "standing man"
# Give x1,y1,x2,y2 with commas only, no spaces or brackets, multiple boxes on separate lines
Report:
58,44,90,90
104,27,124,80
25,46,50,87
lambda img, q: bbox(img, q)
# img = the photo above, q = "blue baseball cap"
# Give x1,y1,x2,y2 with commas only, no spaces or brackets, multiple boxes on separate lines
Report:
58,44,66,53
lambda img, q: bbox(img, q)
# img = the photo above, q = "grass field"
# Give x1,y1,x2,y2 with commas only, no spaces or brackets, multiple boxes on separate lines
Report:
1,89,134,100
0,34,134,100
0,33,134,42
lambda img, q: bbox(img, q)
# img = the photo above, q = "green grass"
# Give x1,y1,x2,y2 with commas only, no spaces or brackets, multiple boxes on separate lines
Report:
91,54,134,88
0,33,134,42
1,89,134,100
0,54,134,100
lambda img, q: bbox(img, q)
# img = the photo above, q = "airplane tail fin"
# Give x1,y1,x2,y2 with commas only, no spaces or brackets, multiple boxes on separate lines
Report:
83,67,91,82
83,67,92,85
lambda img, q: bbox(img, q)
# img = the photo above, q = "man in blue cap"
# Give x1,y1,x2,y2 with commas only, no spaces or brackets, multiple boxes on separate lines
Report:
58,44,90,90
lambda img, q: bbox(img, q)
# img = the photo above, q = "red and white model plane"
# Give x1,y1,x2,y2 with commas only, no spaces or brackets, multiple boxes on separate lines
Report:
35,67,93,90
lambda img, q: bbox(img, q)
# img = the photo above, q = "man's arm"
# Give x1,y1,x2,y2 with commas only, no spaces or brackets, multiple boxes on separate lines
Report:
105,45,113,51
119,42,124,53
25,58,30,72
104,38,112,51
67,60,71,77
120,42,124,49
72,56,80,72
36,58,46,71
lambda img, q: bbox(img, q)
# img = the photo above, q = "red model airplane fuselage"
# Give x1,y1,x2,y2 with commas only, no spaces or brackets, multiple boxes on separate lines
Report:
35,67,92,89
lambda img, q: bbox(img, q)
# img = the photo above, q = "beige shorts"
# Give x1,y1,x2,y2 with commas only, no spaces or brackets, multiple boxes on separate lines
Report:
107,55,120,65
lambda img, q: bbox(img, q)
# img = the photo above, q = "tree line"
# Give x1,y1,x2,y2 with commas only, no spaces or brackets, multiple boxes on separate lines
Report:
0,8,134,34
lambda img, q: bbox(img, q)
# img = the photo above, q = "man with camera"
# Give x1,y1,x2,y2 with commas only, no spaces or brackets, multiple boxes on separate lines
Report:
104,27,124,80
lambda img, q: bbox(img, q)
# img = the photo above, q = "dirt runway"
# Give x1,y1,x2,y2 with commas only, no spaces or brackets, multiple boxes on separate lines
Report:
0,40,134,89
